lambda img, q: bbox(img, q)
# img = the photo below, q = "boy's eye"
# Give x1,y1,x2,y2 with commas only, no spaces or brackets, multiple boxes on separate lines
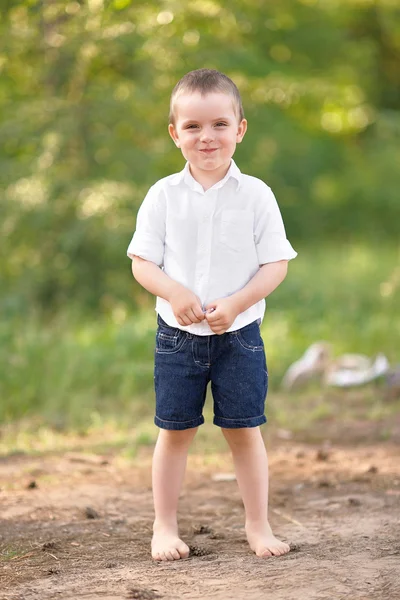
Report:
215,122,227,127
186,124,199,129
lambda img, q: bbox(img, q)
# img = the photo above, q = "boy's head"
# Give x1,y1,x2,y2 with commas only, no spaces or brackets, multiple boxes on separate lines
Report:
169,68,244,126
168,69,247,184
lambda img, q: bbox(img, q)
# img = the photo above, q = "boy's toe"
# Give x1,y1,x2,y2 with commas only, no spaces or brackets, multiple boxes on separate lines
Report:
177,541,190,559
258,548,272,558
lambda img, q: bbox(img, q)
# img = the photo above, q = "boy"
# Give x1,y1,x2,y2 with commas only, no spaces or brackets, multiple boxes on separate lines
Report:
127,69,297,562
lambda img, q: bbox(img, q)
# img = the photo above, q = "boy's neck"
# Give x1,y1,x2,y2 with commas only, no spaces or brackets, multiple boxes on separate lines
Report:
189,162,231,191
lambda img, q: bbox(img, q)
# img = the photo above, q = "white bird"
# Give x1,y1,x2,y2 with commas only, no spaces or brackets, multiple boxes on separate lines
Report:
282,344,390,390
325,353,390,387
281,342,331,390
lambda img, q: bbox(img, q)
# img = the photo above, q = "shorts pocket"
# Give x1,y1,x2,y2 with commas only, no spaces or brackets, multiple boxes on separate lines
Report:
156,328,187,354
220,210,254,252
235,323,264,352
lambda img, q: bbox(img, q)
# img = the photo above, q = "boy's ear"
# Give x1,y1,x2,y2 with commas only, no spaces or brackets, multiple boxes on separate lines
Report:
236,119,247,143
168,124,180,147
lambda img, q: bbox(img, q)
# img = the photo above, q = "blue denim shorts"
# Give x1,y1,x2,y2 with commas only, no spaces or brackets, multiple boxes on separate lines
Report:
154,315,268,430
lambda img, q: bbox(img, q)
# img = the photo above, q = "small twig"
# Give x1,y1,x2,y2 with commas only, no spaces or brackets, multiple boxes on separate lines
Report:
271,508,305,528
48,553,59,560
11,551,37,560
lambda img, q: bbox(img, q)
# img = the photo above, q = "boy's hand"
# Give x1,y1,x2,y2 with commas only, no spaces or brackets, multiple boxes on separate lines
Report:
169,284,205,326
204,297,240,334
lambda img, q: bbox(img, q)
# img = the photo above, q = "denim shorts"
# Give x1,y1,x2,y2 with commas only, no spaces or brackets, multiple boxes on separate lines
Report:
154,315,268,430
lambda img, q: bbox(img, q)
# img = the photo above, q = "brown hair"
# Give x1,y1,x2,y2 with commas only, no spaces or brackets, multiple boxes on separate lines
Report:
169,68,244,125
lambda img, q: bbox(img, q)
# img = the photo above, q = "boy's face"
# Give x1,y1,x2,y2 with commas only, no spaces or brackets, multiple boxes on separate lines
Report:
168,91,247,184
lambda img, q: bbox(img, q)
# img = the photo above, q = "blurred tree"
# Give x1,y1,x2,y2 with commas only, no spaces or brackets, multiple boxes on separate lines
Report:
0,0,399,315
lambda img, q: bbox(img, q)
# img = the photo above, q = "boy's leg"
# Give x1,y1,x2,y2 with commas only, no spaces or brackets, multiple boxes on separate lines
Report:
221,426,290,558
152,427,198,561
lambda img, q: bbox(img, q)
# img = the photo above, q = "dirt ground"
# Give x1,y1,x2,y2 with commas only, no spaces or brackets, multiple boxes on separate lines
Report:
1,428,400,600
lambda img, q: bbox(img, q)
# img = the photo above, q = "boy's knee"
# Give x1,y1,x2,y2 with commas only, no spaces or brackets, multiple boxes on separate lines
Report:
221,426,261,447
159,426,198,446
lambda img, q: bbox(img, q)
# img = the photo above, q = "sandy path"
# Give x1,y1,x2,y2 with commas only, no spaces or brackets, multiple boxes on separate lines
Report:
1,442,399,600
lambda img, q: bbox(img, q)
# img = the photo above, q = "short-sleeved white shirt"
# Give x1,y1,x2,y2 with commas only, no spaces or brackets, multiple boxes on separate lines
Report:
127,160,297,335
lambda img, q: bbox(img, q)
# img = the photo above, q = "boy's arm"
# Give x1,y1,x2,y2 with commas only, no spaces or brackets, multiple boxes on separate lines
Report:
231,260,288,313
131,256,205,325
205,260,288,335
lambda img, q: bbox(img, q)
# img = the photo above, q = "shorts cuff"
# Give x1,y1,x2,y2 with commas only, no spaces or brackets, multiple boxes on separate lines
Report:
213,415,267,429
154,415,204,430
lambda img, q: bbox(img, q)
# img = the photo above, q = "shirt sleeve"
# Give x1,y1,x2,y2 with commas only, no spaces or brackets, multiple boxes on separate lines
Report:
254,185,297,264
126,185,166,266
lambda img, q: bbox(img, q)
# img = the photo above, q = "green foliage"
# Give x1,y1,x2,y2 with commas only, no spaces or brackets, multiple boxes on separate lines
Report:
1,0,400,314
0,3,399,431
1,243,398,429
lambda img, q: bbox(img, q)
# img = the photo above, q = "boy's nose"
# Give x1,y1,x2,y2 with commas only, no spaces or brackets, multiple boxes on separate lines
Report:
200,128,214,142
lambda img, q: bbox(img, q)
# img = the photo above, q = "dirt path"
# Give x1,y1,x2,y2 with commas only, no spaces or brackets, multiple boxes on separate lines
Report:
1,441,399,600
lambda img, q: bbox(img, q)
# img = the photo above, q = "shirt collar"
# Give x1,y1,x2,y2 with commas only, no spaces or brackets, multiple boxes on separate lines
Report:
170,159,242,192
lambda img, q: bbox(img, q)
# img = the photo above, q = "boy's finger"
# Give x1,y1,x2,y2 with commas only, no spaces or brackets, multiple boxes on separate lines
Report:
206,311,223,323
204,302,217,312
189,308,203,323
192,305,205,321
178,314,191,326
212,327,226,335
211,322,225,330
205,311,218,323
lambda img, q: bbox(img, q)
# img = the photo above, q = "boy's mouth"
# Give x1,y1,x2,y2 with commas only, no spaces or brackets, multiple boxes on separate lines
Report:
200,148,218,154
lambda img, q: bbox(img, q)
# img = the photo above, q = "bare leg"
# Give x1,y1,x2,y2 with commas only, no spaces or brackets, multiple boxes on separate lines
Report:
222,427,290,558
151,427,198,561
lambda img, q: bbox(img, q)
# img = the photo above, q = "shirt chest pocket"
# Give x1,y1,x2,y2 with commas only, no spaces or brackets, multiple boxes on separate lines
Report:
220,210,254,252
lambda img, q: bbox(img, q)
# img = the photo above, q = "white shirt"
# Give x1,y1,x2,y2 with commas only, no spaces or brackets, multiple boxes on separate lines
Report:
127,160,297,335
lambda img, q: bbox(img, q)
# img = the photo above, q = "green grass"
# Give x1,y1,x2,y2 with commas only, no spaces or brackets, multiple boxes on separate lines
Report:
1,242,399,448
0,546,30,561
264,241,399,372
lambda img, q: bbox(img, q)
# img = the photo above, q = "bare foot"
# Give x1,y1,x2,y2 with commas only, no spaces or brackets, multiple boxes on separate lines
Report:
245,522,290,558
151,523,190,561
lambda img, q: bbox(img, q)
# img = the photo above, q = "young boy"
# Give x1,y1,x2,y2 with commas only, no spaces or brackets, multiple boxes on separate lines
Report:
127,69,297,562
